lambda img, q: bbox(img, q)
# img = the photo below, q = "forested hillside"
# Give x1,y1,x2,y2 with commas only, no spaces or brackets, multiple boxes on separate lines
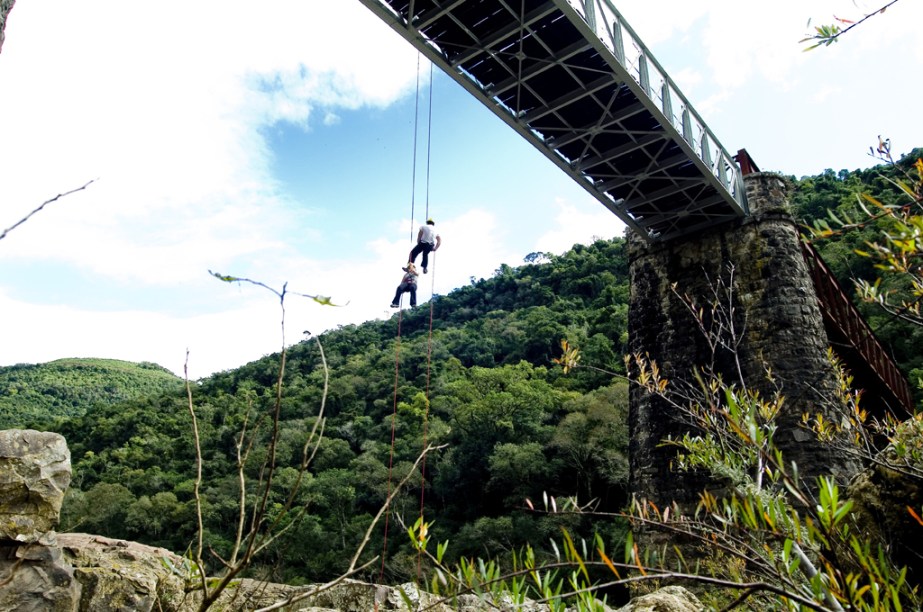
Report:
50,237,632,585
0,358,182,430
9,153,921,589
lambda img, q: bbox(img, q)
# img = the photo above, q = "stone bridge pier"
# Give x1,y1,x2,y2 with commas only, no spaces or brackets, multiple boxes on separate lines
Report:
0,0,15,53
627,172,858,508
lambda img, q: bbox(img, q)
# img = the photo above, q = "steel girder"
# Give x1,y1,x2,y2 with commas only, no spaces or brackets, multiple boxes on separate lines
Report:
357,0,748,242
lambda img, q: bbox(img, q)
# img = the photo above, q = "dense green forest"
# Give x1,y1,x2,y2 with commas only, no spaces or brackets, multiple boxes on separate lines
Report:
5,154,921,589
0,358,182,430
50,237,632,585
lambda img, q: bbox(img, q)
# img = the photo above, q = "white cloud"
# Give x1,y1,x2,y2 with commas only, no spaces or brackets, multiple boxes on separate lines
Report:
0,289,275,379
671,67,704,98
612,1,708,46
0,206,517,378
697,3,807,93
534,198,626,255
0,0,433,376
809,84,841,104
616,0,923,116
0,0,420,288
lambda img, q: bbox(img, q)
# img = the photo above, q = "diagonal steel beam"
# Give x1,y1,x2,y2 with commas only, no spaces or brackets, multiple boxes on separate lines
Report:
449,4,560,66
521,75,617,123
484,39,592,95
575,132,667,171
598,152,690,193
414,0,468,30
544,100,648,148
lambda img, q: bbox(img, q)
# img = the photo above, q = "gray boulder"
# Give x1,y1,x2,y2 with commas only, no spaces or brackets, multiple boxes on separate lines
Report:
0,534,81,612
57,533,189,612
0,429,71,542
614,586,704,612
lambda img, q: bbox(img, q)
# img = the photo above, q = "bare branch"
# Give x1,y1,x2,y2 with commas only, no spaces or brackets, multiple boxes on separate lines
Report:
255,443,447,612
184,350,207,594
0,179,95,242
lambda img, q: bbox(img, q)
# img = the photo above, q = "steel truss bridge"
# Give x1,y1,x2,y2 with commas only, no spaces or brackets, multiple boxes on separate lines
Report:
359,0,914,415
358,0,748,242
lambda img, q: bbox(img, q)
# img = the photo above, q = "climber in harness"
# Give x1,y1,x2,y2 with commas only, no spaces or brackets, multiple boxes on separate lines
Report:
407,218,441,274
390,262,419,309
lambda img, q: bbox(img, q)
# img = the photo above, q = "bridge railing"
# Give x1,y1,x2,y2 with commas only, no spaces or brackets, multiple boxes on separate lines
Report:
563,0,746,211
801,240,915,416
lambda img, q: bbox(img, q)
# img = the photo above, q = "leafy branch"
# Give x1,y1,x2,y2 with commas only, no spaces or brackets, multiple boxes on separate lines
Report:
208,271,349,308
806,142,923,327
800,1,902,50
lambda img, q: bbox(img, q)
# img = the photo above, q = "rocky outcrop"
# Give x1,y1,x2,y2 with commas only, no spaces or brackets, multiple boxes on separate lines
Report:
614,586,704,612
0,429,71,542
54,533,189,611
0,534,81,612
212,578,565,611
0,431,78,611
0,0,15,54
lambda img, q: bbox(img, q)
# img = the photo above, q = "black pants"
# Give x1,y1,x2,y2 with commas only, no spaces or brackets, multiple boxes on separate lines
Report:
408,242,434,269
392,282,417,307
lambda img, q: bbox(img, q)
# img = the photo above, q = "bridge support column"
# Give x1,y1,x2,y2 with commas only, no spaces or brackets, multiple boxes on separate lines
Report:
1,0,16,54
627,172,858,508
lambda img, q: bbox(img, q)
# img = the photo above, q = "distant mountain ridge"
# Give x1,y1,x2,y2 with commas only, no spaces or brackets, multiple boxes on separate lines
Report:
0,358,182,429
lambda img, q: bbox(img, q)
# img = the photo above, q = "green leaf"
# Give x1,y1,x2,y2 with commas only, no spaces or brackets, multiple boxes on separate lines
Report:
209,270,239,283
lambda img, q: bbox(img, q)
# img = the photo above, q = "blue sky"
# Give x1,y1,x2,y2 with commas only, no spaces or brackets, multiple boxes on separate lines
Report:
2,0,922,378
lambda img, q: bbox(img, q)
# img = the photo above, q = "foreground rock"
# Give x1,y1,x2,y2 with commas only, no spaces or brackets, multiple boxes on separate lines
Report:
4,528,707,611
54,533,188,611
0,533,81,611
614,586,704,612
0,428,703,611
0,429,71,542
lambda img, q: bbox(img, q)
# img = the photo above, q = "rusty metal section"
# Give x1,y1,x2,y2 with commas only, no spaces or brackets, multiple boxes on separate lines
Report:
734,148,760,176
802,241,914,416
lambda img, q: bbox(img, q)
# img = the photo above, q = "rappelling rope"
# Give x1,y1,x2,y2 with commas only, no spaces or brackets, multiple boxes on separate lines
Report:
416,252,436,579
379,307,403,584
414,58,437,579
424,61,434,221
379,52,423,587
379,51,438,587
408,52,422,242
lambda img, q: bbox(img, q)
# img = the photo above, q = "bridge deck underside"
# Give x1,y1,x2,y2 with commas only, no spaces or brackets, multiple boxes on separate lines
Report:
361,0,746,241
